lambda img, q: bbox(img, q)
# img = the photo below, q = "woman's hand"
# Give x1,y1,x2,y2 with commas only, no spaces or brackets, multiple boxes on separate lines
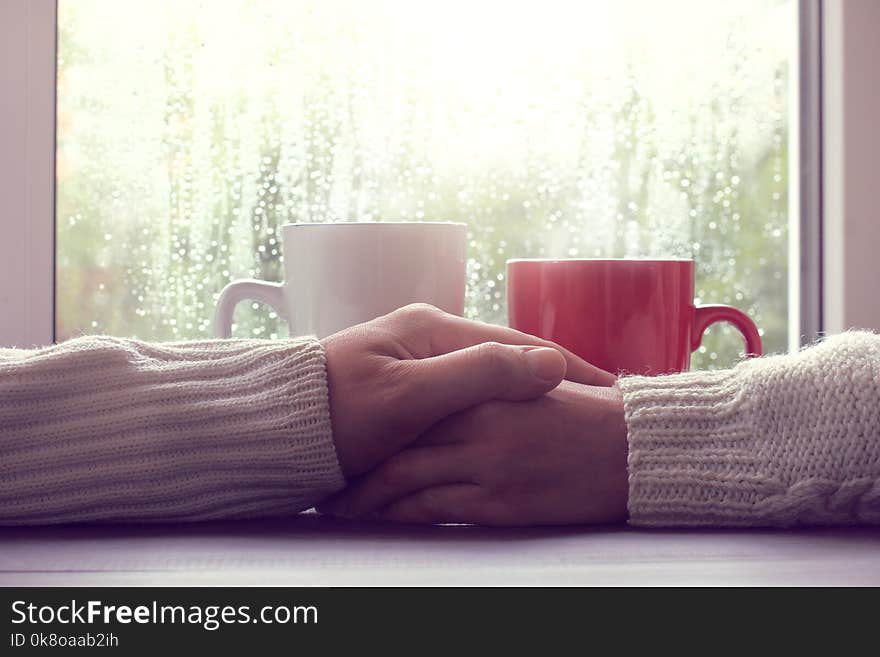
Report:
321,380,629,526
321,304,615,479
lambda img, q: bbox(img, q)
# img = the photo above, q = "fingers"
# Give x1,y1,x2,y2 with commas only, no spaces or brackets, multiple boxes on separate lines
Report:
409,398,495,447
384,304,615,386
435,314,616,387
397,342,564,432
376,484,485,524
321,445,469,518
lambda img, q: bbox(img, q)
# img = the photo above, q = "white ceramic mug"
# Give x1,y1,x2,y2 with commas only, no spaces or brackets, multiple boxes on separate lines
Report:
214,222,467,338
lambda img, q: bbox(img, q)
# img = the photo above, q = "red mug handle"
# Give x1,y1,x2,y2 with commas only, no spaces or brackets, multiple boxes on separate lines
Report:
691,304,762,357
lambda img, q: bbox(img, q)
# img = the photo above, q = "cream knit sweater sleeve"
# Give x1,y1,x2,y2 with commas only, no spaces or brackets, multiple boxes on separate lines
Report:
0,336,346,525
618,330,880,527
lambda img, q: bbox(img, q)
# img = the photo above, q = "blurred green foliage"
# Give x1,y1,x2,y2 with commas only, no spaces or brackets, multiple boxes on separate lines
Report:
56,1,790,370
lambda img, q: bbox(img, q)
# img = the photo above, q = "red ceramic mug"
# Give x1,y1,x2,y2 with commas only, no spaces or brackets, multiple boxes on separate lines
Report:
507,258,762,375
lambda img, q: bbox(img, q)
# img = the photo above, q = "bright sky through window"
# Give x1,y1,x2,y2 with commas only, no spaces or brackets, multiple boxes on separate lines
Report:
56,0,795,369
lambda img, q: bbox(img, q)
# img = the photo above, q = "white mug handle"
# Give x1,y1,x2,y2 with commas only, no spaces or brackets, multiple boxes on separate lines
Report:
213,279,288,338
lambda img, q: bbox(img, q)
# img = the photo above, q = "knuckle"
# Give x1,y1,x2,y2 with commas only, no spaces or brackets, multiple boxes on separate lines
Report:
474,341,511,371
396,302,441,321
385,304,446,346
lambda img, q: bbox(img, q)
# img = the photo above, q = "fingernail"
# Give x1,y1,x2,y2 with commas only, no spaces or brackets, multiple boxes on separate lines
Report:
522,346,563,382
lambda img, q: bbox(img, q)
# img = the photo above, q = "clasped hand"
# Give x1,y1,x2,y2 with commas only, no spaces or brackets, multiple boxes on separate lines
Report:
318,304,629,526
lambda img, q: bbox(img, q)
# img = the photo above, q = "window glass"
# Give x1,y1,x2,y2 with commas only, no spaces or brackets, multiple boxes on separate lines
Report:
56,0,794,369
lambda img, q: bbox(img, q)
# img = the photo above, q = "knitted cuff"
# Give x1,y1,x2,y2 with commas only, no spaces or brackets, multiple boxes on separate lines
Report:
619,332,880,528
618,366,771,527
0,336,346,524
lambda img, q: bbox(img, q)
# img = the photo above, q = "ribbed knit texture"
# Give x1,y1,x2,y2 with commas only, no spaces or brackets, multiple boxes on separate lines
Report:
619,331,880,527
0,336,346,525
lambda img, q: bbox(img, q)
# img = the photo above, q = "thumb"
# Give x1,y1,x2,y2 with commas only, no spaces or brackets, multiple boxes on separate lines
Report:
397,342,566,430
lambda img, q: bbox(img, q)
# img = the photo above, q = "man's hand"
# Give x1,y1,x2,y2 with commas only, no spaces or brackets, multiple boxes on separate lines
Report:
321,380,629,526
321,303,615,478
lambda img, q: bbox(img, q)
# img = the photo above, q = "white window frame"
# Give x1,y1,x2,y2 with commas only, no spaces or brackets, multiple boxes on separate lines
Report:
794,0,823,345
821,0,880,334
0,0,56,348
3,0,875,348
